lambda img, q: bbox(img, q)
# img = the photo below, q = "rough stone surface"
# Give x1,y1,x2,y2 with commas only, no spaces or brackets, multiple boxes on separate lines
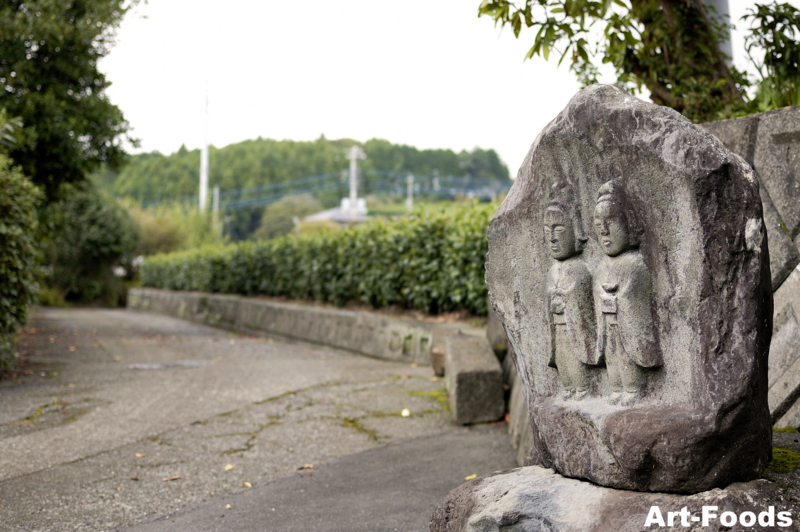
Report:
700,115,759,166
486,85,773,493
701,114,800,290
486,306,509,361
771,264,800,427
445,332,504,425
754,106,800,236
430,466,800,532
128,288,477,365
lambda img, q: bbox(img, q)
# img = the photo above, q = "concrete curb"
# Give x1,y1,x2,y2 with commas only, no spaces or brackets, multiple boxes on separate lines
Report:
127,288,480,367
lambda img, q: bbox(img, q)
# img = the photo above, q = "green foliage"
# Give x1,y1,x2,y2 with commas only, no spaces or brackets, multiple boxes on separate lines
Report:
124,202,224,257
142,201,496,315
766,447,800,473
478,0,750,122
0,0,138,200
744,2,800,112
0,155,42,369
93,137,510,240
254,193,322,240
0,108,22,150
44,184,139,303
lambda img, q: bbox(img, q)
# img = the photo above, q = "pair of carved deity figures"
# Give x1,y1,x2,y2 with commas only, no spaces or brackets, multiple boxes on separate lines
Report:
544,180,662,407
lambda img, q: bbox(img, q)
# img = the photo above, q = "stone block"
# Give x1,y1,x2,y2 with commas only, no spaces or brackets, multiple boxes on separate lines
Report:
771,264,800,427
761,186,800,289
486,85,772,493
445,332,504,425
702,115,800,290
430,345,445,377
700,114,759,165
754,105,800,235
430,466,795,532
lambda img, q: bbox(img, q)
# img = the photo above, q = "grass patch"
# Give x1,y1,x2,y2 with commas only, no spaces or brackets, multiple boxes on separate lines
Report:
766,447,800,473
407,389,448,404
774,427,798,433
341,417,378,441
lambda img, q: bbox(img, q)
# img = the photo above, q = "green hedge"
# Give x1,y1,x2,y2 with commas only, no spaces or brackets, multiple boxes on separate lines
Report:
142,201,496,315
0,156,42,368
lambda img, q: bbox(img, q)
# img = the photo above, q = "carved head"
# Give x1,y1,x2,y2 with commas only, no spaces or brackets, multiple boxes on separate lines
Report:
593,179,638,256
544,182,587,260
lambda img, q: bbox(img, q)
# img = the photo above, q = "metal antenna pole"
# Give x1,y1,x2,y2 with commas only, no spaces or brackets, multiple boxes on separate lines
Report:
406,174,414,213
344,145,366,221
199,83,209,213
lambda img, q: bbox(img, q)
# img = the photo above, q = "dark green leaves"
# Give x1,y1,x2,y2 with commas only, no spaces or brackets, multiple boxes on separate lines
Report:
0,155,42,368
0,0,139,200
478,0,753,123
743,2,800,111
142,202,497,316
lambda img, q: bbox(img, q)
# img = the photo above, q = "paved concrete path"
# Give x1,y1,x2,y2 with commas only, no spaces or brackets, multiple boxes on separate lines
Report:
0,308,517,531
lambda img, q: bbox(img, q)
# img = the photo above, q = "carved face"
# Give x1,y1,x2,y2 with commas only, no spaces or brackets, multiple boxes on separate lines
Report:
593,201,630,257
544,215,577,260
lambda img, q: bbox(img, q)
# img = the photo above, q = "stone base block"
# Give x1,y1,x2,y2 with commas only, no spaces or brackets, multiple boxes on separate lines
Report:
431,466,799,532
445,332,504,425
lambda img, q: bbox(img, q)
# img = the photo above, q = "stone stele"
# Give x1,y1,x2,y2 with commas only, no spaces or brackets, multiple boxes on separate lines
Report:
485,85,773,494
430,466,798,532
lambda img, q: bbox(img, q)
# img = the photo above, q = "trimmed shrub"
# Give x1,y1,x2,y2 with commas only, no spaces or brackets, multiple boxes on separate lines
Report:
45,184,140,303
0,156,42,368
142,201,496,315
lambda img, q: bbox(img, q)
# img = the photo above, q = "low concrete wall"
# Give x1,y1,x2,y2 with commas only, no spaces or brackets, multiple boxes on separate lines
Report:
128,288,475,365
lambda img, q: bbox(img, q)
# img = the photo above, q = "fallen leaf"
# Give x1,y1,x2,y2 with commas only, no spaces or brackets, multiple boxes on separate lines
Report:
161,475,181,482
297,464,314,470
241,482,252,488
401,408,411,417
464,474,477,481
130,476,139,481
430,376,439,382
69,346,76,352
115,487,121,491
225,464,233,471
135,453,146,458
504,413,510,423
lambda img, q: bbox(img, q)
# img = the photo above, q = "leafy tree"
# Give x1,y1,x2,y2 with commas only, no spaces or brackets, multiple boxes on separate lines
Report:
0,0,138,200
477,0,750,122
45,183,140,302
744,2,800,111
254,194,322,241
124,201,224,256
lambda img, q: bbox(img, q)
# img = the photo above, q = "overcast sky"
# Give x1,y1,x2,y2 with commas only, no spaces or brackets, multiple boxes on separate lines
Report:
99,0,788,178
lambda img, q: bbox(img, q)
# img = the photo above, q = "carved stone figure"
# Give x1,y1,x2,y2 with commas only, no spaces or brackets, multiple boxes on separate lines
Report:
486,85,772,493
544,182,597,399
592,180,661,406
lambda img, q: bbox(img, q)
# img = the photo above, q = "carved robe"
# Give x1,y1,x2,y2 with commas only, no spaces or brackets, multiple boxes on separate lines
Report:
546,256,597,368
593,250,662,368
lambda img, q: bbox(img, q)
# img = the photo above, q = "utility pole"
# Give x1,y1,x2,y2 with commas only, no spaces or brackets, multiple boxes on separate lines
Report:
406,174,414,213
212,185,220,234
199,84,209,213
344,145,366,220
